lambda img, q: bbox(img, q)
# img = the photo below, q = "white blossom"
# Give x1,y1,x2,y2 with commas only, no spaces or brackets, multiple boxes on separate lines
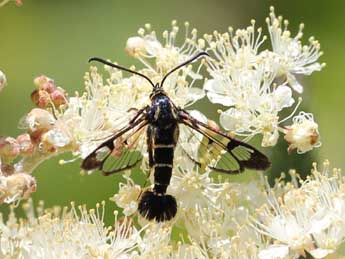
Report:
0,136,20,158
0,172,36,203
266,6,325,93
19,108,56,133
284,111,321,154
0,200,140,259
251,161,345,258
0,7,334,259
110,174,142,216
203,7,322,149
126,21,206,107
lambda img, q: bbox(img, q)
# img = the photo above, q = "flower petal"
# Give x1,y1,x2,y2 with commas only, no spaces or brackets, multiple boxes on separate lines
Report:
273,85,295,110
258,244,290,259
309,248,334,258
287,73,303,93
204,79,234,106
220,108,251,131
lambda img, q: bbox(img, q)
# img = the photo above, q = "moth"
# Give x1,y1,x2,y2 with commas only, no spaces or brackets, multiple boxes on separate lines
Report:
81,52,270,222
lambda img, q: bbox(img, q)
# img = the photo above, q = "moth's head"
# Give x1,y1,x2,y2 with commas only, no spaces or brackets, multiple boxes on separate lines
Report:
150,83,166,99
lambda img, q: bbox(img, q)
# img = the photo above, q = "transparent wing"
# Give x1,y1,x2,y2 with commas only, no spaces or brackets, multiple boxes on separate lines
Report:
178,110,270,174
81,109,148,176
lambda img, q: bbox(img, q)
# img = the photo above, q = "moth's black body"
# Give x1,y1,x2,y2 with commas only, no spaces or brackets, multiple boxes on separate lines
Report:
81,53,271,222
139,93,179,221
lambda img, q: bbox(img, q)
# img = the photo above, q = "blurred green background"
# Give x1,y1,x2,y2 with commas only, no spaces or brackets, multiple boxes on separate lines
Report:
0,0,344,222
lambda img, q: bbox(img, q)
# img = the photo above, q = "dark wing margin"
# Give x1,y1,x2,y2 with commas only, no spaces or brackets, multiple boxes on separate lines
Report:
81,109,148,176
178,110,271,174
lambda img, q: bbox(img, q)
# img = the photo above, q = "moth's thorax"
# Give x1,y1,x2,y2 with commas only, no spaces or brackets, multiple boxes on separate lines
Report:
147,93,177,127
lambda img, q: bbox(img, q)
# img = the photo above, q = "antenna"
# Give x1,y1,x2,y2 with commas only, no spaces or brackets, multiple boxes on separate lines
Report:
160,52,209,88
88,57,156,88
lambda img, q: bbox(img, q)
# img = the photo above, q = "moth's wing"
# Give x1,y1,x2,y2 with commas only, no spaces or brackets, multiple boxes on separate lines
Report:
178,123,243,174
178,111,270,174
81,119,148,176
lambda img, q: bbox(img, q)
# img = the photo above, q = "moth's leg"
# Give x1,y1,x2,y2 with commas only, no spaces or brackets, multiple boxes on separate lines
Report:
128,106,148,124
147,126,154,168
136,126,154,201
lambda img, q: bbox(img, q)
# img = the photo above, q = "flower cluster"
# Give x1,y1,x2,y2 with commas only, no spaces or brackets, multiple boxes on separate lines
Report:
0,200,141,258
252,161,345,258
0,6,332,259
0,6,323,203
203,6,324,147
31,75,67,108
2,162,345,258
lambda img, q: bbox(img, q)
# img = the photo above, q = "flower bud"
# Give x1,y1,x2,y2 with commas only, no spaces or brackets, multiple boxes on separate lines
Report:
38,90,51,108
50,88,67,107
23,108,56,143
15,0,23,7
284,112,320,154
31,89,52,108
0,136,20,158
34,75,49,88
41,80,56,93
110,180,141,216
16,133,35,155
1,163,15,176
25,108,56,132
0,173,37,204
125,36,146,56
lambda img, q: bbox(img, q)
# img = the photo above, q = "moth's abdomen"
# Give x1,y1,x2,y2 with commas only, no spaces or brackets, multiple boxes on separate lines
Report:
138,123,179,222
152,123,178,193
138,191,177,222
153,148,173,194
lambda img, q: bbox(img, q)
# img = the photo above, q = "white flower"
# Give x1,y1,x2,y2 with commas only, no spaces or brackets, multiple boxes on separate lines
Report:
169,167,213,211
19,108,56,133
110,174,142,216
258,244,290,259
203,22,301,147
42,128,72,148
266,6,324,93
0,200,140,259
135,225,172,258
126,21,206,108
301,161,345,257
205,20,266,74
128,21,204,73
230,226,267,259
284,111,320,153
0,11,332,259
207,66,296,147
251,161,345,258
0,69,7,92
125,36,147,56
64,66,150,158
0,173,36,203
16,133,35,155
251,193,316,258
203,7,322,150
0,136,20,158
172,243,209,259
